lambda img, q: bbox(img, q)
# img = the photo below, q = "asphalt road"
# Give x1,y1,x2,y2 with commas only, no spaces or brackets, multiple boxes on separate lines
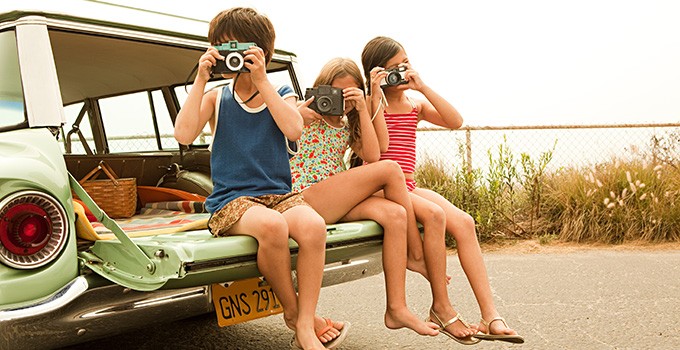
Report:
60,246,680,350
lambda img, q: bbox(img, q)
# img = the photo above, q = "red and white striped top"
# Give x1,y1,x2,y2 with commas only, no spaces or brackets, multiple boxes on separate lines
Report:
380,99,418,174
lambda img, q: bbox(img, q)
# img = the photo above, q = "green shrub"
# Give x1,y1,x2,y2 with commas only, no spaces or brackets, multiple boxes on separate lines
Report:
415,135,680,245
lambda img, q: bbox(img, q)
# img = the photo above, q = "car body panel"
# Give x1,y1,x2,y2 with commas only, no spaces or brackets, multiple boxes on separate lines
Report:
0,128,78,308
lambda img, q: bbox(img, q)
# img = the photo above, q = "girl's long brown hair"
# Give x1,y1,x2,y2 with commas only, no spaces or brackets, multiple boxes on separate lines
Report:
313,58,366,147
361,36,404,95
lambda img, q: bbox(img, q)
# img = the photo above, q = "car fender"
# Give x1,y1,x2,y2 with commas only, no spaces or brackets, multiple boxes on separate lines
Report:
0,128,78,309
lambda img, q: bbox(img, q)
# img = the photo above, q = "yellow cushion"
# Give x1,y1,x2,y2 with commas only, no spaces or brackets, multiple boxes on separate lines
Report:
73,200,102,241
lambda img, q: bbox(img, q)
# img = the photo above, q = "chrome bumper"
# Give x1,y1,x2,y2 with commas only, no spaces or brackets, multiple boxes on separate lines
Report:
0,252,382,350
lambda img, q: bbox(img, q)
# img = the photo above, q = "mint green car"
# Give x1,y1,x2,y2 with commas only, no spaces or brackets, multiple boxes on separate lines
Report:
0,5,384,349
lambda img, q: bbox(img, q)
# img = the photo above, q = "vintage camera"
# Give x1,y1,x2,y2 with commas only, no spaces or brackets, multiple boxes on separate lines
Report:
212,40,255,74
380,66,408,87
304,85,344,116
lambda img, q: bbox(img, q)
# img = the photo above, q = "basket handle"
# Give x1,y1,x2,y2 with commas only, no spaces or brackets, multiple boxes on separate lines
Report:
79,161,120,186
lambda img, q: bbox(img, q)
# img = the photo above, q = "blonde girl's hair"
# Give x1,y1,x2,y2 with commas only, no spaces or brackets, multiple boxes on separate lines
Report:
361,36,404,95
313,58,366,147
208,7,276,64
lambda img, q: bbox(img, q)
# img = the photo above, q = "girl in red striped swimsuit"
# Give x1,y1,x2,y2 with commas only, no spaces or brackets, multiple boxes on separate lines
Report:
362,36,524,345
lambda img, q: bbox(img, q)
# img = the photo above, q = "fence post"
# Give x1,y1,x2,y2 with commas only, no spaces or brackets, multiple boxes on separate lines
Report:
465,127,472,175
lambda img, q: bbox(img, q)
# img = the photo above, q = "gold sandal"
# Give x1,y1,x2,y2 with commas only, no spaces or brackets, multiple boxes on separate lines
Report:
475,316,525,344
427,308,481,345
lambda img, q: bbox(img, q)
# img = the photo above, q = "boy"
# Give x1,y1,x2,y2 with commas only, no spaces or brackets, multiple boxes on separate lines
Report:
174,8,348,349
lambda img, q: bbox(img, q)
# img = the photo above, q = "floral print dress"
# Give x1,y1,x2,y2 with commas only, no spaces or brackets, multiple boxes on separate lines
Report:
290,118,349,191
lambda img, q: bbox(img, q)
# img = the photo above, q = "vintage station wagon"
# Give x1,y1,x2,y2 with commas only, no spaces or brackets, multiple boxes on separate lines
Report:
0,3,384,349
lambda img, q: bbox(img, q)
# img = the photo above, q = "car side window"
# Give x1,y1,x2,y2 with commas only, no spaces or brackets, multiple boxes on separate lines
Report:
98,90,174,152
0,30,25,129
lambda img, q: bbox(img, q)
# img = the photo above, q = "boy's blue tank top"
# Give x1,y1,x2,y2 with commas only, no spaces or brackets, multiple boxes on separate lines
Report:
205,84,296,213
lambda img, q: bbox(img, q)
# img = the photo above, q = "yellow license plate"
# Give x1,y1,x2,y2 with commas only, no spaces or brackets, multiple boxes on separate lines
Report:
211,277,283,327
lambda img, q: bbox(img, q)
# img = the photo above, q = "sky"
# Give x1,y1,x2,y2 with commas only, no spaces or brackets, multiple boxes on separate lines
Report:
9,0,680,127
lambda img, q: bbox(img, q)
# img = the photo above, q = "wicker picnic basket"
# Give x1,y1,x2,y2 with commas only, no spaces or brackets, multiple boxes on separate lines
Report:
77,161,137,218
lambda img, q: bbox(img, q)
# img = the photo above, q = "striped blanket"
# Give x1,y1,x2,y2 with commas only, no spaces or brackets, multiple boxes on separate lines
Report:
75,201,209,241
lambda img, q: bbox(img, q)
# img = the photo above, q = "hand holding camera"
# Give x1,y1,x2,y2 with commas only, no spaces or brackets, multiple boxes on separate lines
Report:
380,65,408,87
298,96,323,125
342,87,367,113
211,40,257,74
304,85,344,116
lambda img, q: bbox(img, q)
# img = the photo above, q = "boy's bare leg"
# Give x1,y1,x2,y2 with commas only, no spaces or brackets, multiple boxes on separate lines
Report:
226,206,326,348
413,188,518,336
410,194,478,339
283,205,330,349
340,197,439,336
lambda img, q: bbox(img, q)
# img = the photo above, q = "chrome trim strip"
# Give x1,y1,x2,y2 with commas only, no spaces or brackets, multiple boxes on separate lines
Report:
0,276,88,321
80,287,208,318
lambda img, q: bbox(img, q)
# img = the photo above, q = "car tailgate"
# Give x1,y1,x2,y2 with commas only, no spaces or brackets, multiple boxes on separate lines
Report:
80,221,384,291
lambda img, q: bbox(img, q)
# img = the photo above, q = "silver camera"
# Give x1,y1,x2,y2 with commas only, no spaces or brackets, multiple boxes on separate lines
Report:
380,66,408,87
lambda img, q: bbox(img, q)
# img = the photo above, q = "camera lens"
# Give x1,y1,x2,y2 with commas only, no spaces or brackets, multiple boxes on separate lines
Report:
316,96,333,113
226,52,244,71
387,71,401,86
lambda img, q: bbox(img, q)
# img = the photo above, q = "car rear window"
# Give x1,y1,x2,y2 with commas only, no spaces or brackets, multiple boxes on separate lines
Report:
0,30,25,129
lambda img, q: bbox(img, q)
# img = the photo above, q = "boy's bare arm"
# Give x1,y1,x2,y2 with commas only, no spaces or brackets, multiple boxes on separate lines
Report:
174,48,222,145
259,84,303,141
245,46,303,140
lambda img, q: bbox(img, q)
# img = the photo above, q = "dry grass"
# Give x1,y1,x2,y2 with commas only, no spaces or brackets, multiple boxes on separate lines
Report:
416,134,680,245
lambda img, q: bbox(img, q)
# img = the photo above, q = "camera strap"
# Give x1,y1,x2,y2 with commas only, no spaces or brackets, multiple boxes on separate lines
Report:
232,73,260,104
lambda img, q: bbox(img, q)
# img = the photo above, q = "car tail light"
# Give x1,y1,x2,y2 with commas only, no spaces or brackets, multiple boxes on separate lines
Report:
0,191,68,269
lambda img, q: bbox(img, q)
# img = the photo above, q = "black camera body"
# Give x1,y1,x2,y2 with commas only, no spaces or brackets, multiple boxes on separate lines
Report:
212,41,255,74
304,85,344,116
380,66,408,87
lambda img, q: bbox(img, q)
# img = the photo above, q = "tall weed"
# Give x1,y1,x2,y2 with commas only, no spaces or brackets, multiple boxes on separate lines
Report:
416,136,680,245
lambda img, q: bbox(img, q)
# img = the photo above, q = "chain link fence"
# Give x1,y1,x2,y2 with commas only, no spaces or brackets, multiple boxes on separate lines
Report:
65,123,680,173
416,122,680,173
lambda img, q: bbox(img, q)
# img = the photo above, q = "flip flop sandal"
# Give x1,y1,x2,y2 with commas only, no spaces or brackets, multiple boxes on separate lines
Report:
475,316,525,344
321,319,351,349
290,318,351,349
427,308,481,345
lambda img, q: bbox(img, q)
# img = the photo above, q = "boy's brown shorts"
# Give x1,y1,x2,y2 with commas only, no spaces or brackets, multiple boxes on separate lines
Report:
208,192,310,236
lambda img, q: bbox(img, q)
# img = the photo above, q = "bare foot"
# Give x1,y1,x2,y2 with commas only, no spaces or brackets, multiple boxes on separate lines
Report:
430,306,478,339
479,316,518,336
384,307,439,336
292,331,325,350
407,258,452,284
315,317,343,344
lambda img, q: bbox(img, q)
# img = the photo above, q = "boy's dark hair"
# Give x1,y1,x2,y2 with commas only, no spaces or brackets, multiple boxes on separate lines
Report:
208,7,276,64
